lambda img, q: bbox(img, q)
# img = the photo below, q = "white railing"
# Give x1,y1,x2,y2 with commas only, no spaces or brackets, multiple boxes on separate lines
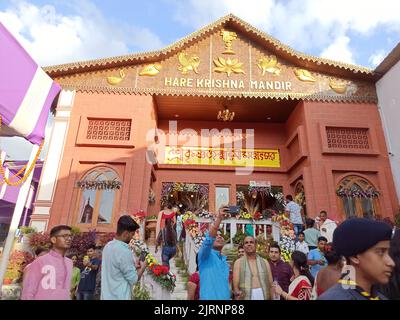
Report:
184,218,281,274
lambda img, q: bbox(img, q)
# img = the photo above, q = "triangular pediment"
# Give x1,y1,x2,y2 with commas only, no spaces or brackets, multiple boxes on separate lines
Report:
47,14,377,103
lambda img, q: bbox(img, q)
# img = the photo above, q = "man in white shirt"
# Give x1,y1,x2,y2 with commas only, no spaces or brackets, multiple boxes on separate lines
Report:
316,211,337,243
295,232,309,255
284,195,304,239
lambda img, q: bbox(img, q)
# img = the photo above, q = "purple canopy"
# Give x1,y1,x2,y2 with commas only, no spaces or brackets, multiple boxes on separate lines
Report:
0,160,43,225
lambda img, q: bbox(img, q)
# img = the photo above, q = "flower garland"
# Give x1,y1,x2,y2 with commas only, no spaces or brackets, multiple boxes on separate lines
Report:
336,186,380,198
182,211,206,249
161,182,209,207
76,180,122,190
272,214,295,263
130,240,176,292
198,210,212,219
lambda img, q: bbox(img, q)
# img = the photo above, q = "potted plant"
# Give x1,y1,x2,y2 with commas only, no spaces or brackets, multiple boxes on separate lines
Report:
3,251,34,285
20,226,37,235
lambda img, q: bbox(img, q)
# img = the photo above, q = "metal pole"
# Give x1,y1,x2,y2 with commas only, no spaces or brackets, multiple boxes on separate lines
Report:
0,144,39,289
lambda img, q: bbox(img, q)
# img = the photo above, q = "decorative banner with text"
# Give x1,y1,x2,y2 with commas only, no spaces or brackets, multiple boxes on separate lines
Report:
164,146,280,168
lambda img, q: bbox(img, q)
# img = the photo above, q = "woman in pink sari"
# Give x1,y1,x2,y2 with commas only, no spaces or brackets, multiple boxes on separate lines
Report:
273,251,314,300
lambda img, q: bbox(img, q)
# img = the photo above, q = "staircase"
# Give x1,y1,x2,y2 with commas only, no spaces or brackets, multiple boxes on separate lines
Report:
146,244,188,300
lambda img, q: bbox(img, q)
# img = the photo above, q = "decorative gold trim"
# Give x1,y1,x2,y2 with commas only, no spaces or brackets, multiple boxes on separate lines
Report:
213,57,245,76
106,69,126,85
57,83,377,103
178,53,200,75
329,78,347,94
294,69,317,83
44,14,374,77
139,63,162,76
220,30,238,54
257,55,281,76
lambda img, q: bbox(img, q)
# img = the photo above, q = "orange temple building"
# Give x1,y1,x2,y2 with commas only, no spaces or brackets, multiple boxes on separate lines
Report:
29,15,398,233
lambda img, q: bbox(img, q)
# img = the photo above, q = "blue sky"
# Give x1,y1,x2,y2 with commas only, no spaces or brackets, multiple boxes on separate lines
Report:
1,0,400,159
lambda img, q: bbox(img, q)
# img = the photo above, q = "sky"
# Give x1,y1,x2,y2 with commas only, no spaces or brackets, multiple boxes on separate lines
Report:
1,0,400,159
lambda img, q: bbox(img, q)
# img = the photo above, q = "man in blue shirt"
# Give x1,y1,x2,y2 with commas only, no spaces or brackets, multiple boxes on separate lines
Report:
77,245,101,300
307,236,328,278
198,206,231,300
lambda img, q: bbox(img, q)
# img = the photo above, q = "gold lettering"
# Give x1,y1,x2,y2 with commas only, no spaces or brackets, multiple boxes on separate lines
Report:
286,81,292,91
250,81,258,89
259,81,265,90
173,78,180,87
230,80,238,89
180,78,187,87
238,80,245,89
266,81,274,90
223,80,230,88
187,78,193,87
215,79,222,88
205,79,212,88
164,77,172,86
274,81,281,90
197,79,204,87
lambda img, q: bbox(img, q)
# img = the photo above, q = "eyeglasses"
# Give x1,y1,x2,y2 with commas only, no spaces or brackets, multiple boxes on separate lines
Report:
55,234,73,240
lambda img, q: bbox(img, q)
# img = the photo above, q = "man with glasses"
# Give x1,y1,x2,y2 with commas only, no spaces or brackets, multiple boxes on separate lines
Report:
21,225,73,300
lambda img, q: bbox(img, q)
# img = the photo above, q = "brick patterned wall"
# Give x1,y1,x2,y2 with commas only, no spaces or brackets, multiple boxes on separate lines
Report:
326,127,369,150
86,118,131,141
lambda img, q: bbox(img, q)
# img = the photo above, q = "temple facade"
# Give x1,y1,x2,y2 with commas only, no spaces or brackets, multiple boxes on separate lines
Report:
29,15,398,232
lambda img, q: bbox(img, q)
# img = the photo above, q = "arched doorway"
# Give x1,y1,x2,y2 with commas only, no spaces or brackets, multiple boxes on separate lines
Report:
336,175,380,219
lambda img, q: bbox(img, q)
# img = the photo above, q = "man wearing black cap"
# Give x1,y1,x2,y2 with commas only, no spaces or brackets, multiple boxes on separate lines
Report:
318,218,395,300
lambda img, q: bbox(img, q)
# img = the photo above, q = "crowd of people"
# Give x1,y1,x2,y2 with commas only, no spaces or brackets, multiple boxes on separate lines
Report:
17,196,400,301
192,205,399,300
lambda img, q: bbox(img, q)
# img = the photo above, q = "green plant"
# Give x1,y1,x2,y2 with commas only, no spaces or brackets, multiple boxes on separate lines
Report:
146,215,157,220
133,283,151,300
19,226,36,235
232,229,246,245
395,212,400,228
70,226,81,235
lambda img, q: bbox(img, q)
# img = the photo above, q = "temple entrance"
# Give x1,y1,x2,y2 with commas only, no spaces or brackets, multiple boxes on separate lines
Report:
161,182,209,214
236,184,285,219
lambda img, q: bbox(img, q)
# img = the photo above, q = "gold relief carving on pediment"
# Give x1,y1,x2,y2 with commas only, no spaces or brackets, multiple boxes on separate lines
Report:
294,68,317,83
257,55,281,76
220,30,238,54
139,63,162,76
213,57,245,77
178,52,200,75
106,70,126,85
329,78,348,94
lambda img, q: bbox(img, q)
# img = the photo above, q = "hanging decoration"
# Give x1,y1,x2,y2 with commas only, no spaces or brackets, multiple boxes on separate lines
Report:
160,182,209,208
76,180,122,190
336,186,380,198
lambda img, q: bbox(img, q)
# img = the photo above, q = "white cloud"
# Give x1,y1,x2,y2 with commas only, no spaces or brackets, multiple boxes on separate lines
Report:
168,0,400,66
320,36,354,64
368,50,386,67
0,0,164,66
